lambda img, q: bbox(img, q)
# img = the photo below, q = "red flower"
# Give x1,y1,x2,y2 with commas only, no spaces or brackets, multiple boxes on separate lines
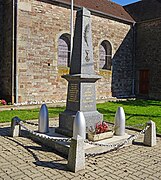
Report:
95,121,109,134
1,99,7,105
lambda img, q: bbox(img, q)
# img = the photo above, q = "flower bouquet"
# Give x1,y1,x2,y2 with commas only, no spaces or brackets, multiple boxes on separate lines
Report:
88,121,113,141
0,99,7,105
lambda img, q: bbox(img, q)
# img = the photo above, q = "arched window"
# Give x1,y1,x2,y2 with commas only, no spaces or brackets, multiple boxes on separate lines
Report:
58,33,71,67
99,40,112,70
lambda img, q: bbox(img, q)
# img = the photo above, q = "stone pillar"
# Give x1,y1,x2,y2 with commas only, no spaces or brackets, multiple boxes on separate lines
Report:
67,135,85,172
143,120,156,147
11,117,21,137
114,107,125,136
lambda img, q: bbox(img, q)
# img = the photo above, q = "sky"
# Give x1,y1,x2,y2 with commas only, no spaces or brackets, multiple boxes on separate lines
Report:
112,0,140,5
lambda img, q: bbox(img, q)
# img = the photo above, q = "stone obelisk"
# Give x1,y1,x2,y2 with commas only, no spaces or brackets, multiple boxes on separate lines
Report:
56,7,103,137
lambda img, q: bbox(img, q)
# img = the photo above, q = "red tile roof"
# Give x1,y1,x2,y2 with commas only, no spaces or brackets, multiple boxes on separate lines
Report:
56,0,134,23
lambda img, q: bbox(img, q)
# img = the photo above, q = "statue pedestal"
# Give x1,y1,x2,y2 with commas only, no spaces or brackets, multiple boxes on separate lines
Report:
56,74,103,137
58,110,103,137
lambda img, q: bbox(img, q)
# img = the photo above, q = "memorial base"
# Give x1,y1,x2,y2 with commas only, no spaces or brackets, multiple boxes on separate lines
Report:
55,110,103,137
24,126,131,157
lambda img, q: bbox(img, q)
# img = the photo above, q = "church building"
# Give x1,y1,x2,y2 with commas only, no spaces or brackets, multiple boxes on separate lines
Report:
0,0,161,104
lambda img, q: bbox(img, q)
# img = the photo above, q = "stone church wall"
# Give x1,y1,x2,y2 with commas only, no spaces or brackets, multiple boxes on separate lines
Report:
135,19,161,100
111,26,134,98
92,16,134,99
16,0,134,103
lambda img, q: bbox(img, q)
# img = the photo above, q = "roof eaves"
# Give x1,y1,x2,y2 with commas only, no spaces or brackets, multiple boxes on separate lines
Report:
136,16,161,23
89,8,135,25
47,0,135,24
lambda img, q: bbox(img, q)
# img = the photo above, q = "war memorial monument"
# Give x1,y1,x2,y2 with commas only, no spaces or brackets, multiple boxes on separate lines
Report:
10,7,156,173
56,7,103,137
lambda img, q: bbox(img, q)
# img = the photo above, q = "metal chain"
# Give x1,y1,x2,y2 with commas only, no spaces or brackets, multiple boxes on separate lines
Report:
85,125,149,147
85,146,121,158
85,125,150,157
18,120,149,158
22,120,39,126
128,125,149,141
19,121,71,143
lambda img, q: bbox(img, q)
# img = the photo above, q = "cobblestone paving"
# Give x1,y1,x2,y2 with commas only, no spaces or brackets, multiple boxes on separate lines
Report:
0,121,161,180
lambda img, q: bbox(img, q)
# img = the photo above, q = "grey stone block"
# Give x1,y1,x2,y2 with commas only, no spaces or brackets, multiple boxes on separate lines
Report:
57,110,103,137
144,120,156,147
11,117,21,137
67,136,85,172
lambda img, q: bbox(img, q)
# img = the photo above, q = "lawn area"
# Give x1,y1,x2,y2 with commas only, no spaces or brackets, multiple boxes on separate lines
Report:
0,99,161,133
97,99,161,133
0,107,65,123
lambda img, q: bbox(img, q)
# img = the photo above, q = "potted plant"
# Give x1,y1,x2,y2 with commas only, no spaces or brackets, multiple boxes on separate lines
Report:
87,121,113,141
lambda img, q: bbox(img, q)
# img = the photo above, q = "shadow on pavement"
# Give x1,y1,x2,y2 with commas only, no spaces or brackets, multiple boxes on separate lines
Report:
0,127,11,136
132,140,144,146
33,161,68,171
0,126,68,172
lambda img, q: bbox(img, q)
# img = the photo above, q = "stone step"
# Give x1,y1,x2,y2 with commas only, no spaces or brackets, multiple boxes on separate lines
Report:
22,127,132,157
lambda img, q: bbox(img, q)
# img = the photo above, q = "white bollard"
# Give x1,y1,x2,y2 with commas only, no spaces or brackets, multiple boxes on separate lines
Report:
11,117,21,137
114,107,125,136
67,135,85,172
38,104,49,133
144,120,156,147
73,111,86,140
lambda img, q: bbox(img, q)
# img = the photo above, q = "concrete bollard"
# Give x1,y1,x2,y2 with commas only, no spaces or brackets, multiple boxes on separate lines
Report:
67,135,85,172
114,107,125,136
67,111,86,172
73,111,86,140
143,120,156,147
38,104,49,133
11,117,21,137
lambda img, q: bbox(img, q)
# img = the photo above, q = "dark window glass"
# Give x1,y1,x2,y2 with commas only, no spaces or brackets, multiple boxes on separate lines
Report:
58,34,70,67
99,40,112,70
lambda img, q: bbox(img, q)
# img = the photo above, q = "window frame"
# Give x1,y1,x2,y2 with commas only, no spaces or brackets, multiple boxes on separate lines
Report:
58,33,71,67
99,40,112,70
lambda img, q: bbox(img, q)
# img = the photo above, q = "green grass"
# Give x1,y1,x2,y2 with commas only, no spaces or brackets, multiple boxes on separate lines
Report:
0,99,161,133
97,99,161,133
0,107,65,123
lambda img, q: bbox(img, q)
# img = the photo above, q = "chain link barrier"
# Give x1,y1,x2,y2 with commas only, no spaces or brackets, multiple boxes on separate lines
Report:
85,125,149,157
17,119,149,158
19,121,71,143
22,120,38,126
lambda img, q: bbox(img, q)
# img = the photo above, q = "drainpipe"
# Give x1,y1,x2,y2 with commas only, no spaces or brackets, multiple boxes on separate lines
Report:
132,22,136,96
13,0,18,103
70,0,74,64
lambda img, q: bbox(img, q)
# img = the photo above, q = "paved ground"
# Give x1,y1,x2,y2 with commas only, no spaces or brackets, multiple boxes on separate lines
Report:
0,120,161,180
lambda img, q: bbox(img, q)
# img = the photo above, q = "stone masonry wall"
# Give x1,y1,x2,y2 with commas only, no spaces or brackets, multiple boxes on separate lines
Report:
0,0,13,102
112,27,134,98
135,19,161,100
92,16,134,99
17,0,133,103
